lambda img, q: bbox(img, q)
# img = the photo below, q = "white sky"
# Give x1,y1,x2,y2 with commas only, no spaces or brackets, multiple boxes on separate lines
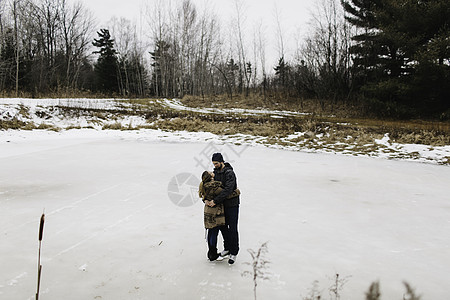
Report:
82,0,318,69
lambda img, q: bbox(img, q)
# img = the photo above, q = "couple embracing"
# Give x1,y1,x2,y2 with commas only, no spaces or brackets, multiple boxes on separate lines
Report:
198,153,240,265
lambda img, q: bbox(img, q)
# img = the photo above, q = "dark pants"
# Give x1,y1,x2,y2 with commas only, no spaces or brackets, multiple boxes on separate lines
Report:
207,225,229,255
206,206,239,256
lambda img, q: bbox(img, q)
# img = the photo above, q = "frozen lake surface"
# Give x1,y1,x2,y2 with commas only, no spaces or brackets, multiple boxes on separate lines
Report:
0,130,449,299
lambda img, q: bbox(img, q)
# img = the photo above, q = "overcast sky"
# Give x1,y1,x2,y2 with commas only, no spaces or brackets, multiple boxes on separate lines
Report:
82,0,317,68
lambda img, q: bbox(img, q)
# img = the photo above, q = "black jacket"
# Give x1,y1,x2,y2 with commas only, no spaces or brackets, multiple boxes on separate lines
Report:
213,162,240,207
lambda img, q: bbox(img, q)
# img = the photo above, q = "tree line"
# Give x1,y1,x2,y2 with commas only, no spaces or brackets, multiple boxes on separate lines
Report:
0,0,448,118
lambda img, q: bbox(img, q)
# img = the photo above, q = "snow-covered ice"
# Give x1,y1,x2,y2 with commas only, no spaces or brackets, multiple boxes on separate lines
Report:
1,128,449,299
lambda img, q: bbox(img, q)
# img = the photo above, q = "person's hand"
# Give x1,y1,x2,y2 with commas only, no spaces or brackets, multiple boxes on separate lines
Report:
209,200,216,207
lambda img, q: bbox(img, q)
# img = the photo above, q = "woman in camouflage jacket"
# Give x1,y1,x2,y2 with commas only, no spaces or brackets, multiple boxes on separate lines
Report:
199,171,240,229
199,171,240,261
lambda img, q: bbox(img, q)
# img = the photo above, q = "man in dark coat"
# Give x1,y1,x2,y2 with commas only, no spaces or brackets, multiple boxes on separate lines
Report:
206,152,240,264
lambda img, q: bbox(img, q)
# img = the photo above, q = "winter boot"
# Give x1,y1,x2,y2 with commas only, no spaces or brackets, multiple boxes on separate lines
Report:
208,249,219,261
228,254,236,264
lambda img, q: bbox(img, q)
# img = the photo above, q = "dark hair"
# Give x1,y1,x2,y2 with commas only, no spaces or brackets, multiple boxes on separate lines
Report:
202,171,212,182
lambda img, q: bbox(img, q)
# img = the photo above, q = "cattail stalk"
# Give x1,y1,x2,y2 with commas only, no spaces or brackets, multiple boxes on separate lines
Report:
36,213,45,300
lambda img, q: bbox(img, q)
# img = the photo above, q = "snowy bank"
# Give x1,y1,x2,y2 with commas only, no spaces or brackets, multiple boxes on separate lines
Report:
1,98,450,165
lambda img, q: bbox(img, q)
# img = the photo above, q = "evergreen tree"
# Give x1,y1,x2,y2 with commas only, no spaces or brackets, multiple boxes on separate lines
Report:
341,0,391,88
342,0,450,117
92,29,119,94
274,56,291,91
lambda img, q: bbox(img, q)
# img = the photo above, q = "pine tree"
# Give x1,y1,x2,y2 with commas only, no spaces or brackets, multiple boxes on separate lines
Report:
341,0,388,86
92,29,119,94
342,0,450,117
274,56,291,90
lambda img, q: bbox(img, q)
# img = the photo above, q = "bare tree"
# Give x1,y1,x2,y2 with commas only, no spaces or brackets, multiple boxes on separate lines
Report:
273,4,285,61
108,16,148,97
296,0,352,105
12,0,20,96
196,4,221,97
39,0,61,74
232,0,250,96
175,0,198,96
255,21,267,99
108,17,133,95
0,0,5,35
60,0,94,91
146,0,171,97
0,0,96,94
145,0,226,98
0,0,5,91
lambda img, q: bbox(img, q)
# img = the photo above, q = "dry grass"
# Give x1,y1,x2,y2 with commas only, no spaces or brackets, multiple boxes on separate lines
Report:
0,118,60,131
145,116,279,137
0,118,29,130
182,93,449,124
179,95,450,146
182,93,272,110
181,93,366,117
0,89,120,99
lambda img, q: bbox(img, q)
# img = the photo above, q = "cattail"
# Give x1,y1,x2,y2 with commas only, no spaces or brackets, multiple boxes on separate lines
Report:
38,214,45,241
36,213,45,300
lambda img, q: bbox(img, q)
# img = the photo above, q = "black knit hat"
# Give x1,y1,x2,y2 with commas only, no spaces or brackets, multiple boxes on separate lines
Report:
212,152,224,162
